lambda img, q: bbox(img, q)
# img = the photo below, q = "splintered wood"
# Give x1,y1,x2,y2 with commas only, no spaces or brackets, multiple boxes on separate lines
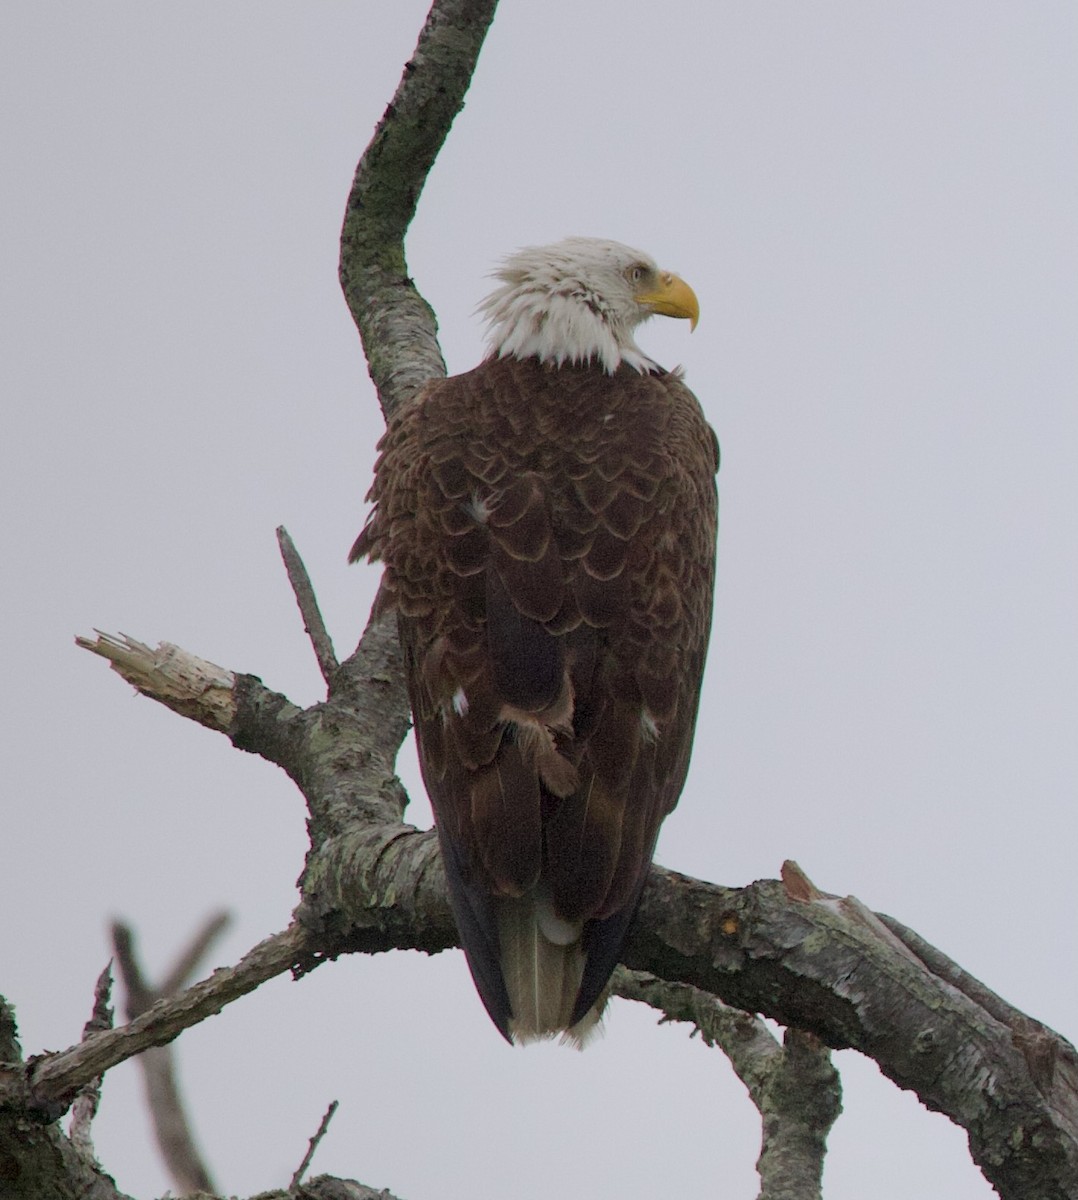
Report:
76,632,236,731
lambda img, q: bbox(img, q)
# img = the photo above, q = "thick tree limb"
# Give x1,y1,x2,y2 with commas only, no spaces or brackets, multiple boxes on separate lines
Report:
878,909,1067,1089
61,631,1078,1198
339,0,500,417
630,866,1078,1200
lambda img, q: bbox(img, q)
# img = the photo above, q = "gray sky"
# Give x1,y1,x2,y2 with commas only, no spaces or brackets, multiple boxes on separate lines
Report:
3,3,1076,1197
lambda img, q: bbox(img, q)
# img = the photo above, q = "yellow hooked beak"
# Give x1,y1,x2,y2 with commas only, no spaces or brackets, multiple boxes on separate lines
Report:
636,270,700,330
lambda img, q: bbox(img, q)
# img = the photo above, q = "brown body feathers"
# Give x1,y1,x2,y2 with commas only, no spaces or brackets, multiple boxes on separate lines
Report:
352,353,718,1043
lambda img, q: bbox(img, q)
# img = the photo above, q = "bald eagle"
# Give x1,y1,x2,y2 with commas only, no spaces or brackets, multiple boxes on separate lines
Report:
352,237,718,1044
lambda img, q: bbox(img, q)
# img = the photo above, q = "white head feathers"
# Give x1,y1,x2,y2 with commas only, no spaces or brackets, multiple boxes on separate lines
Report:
479,237,698,375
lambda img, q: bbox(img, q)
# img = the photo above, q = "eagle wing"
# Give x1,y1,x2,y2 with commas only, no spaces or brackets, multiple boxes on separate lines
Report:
352,355,718,1040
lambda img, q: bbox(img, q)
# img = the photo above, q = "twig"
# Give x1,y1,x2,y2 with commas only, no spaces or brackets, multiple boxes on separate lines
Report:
290,1100,340,1191
278,526,339,686
112,912,232,1194
67,963,114,1164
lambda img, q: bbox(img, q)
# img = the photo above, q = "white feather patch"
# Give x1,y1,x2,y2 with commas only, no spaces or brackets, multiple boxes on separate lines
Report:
479,237,661,375
466,493,493,524
536,896,582,947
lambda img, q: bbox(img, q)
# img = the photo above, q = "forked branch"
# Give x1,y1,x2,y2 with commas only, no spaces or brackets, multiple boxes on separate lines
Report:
112,913,232,1194
56,624,1078,1198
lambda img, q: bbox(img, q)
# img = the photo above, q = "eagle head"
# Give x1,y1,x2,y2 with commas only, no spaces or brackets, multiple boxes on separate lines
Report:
479,236,699,375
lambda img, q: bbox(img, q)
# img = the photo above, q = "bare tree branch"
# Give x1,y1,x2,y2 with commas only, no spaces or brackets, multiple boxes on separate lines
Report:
630,866,1078,1200
157,911,232,998
75,632,238,732
3,987,399,1200
112,913,231,1194
1,923,314,1114
290,1101,340,1192
878,910,1065,1088
613,967,840,1200
69,611,1078,1200
613,966,786,1103
339,0,500,417
278,526,340,687
67,964,114,1167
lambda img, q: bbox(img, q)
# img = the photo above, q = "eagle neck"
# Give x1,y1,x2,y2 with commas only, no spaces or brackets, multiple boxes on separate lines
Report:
483,289,656,375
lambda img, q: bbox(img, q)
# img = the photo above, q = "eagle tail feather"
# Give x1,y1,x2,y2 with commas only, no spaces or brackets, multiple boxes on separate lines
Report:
496,896,603,1048
570,877,649,1027
437,829,514,1042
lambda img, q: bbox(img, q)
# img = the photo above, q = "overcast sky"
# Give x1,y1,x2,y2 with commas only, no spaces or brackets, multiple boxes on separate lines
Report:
3,4,1076,1198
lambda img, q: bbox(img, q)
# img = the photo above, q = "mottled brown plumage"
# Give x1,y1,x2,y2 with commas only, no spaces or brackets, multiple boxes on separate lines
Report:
352,350,718,1042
